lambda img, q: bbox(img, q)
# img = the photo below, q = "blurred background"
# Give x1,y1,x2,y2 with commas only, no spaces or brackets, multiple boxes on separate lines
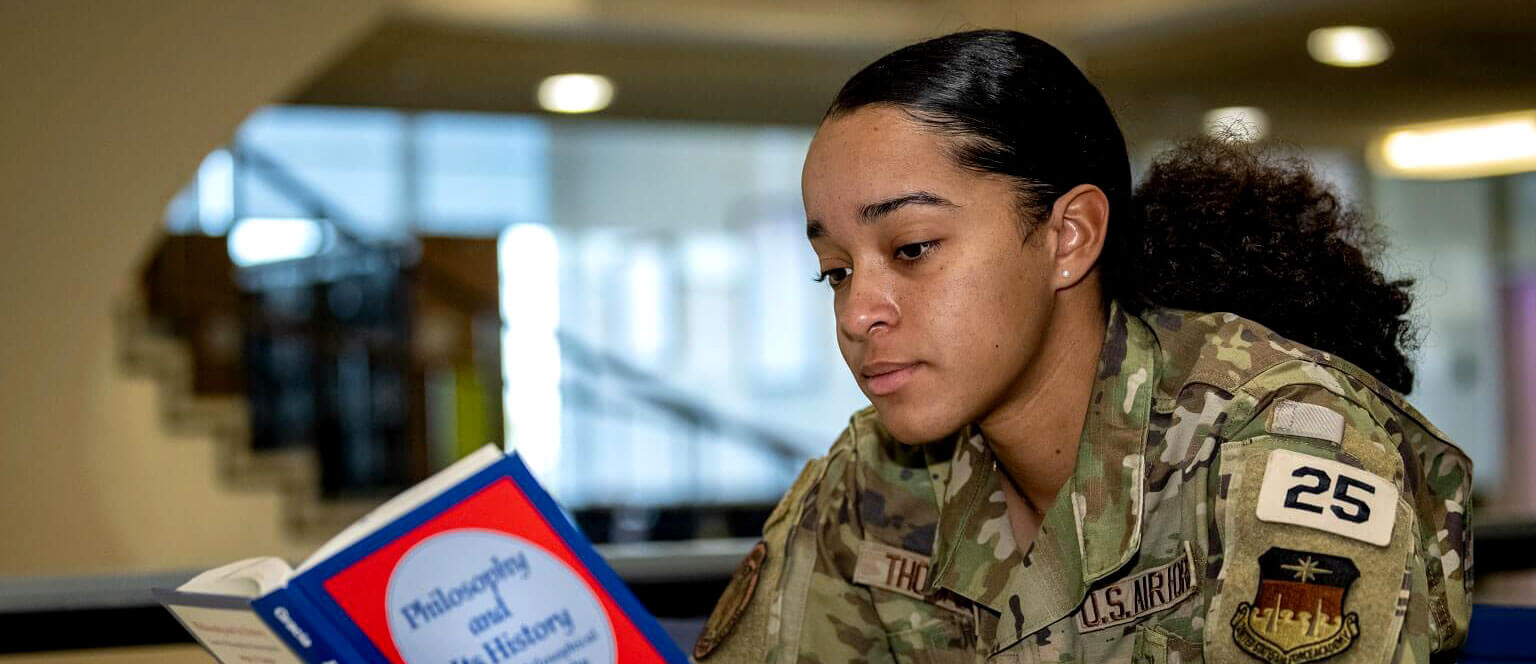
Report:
2,0,1535,660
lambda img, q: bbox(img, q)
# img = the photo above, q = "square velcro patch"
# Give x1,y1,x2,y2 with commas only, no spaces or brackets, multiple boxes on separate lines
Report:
1266,399,1345,444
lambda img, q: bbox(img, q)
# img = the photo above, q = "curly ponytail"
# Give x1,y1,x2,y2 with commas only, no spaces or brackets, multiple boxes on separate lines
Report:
828,29,1422,394
1106,136,1420,393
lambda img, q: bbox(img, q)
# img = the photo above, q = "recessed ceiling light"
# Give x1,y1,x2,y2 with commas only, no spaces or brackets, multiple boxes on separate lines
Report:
1308,26,1392,68
1203,106,1269,142
537,74,614,114
1370,111,1536,179
226,218,330,267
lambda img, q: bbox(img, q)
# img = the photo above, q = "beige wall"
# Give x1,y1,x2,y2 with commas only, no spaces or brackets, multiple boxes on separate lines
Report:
0,1,390,576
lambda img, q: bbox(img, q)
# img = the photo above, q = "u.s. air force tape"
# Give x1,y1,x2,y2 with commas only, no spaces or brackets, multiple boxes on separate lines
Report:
1076,542,1198,632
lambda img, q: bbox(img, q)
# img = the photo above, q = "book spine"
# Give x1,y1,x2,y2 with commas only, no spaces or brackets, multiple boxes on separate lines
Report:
252,587,371,664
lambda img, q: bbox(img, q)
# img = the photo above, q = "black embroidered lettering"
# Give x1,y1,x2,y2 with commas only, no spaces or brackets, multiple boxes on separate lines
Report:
1170,558,1190,596
1080,592,1104,628
1148,569,1167,605
895,559,921,592
884,554,903,587
1105,585,1126,622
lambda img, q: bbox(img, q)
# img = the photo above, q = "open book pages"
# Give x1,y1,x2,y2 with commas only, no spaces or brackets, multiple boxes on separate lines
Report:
179,557,295,597
296,443,506,573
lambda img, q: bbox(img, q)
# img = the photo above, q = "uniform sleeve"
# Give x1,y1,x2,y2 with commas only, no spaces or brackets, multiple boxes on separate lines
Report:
692,431,894,663
1201,382,1472,664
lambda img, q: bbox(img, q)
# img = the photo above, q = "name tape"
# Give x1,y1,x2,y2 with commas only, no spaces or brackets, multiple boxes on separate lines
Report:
853,541,931,599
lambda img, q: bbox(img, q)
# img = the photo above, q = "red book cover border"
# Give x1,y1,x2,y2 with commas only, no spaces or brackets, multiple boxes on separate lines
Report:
289,451,687,663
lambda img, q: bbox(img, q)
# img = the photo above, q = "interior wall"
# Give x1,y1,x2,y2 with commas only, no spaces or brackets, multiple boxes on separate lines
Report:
1372,177,1503,493
0,0,391,575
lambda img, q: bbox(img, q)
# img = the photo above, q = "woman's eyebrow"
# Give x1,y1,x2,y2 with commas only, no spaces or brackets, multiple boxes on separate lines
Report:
859,190,958,222
807,191,958,239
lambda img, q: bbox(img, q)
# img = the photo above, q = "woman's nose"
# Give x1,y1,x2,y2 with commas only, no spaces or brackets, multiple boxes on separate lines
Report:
837,270,899,342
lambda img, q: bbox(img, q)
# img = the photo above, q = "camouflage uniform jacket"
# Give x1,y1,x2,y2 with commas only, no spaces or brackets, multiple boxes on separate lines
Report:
693,298,1472,664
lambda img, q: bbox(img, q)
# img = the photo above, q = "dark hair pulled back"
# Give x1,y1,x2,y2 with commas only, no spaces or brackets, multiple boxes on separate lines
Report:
827,29,1420,394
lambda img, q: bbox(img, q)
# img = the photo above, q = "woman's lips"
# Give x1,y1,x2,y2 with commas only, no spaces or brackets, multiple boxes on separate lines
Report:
864,362,920,396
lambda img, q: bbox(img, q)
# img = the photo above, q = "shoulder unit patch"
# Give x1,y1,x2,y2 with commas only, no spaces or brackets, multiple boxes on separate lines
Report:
1231,547,1360,664
693,540,767,660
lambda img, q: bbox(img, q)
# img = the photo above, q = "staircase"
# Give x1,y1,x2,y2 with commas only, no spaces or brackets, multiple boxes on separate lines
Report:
116,243,380,537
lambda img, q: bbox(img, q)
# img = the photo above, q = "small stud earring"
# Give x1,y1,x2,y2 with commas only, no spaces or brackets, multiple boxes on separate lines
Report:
1061,270,1071,278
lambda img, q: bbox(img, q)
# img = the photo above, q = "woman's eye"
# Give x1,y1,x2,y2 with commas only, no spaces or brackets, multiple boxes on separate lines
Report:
813,267,851,287
895,240,939,261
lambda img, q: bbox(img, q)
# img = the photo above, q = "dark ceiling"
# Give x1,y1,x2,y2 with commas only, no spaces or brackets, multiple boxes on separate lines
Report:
290,0,1536,151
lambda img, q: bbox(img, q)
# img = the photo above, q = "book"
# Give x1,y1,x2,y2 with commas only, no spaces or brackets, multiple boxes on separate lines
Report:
154,444,689,664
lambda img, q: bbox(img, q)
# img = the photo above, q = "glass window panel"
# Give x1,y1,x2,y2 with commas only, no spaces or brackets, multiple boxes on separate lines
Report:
417,112,551,235
237,106,407,240
1373,177,1503,490
236,173,319,222
745,213,819,392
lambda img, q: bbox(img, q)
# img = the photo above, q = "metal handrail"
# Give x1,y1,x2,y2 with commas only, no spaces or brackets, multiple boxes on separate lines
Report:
235,145,377,248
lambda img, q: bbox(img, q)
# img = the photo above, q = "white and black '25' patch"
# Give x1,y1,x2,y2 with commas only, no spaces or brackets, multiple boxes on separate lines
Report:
1254,449,1398,547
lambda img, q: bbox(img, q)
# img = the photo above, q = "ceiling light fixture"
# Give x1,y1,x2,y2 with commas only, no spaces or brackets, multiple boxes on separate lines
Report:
1370,111,1536,179
537,74,614,114
1308,26,1392,68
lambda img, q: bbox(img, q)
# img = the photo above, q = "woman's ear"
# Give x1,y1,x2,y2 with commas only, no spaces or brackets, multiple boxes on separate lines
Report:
1049,184,1109,285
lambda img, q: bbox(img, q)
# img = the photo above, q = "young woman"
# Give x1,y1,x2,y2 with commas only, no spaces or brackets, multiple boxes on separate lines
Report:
694,30,1471,663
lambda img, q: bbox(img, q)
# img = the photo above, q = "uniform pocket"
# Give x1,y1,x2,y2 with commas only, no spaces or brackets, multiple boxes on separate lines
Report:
863,582,976,663
1132,624,1202,664
885,620,972,664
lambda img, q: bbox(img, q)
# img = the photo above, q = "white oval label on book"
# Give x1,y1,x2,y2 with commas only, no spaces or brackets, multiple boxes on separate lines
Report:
386,529,616,664
1255,449,1399,547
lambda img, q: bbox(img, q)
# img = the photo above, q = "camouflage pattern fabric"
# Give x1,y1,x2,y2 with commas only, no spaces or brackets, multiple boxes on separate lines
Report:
694,298,1472,663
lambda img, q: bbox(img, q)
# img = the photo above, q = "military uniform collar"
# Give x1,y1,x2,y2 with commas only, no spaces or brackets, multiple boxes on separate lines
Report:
926,298,1159,651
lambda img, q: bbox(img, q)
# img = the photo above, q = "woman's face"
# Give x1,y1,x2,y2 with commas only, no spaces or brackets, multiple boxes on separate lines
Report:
803,105,1061,444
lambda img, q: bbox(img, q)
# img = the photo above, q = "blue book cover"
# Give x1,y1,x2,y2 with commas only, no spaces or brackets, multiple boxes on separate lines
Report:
157,445,689,664
155,583,363,664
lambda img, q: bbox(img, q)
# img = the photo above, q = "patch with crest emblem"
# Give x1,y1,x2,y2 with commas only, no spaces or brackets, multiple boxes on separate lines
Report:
1231,547,1360,664
693,540,767,660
